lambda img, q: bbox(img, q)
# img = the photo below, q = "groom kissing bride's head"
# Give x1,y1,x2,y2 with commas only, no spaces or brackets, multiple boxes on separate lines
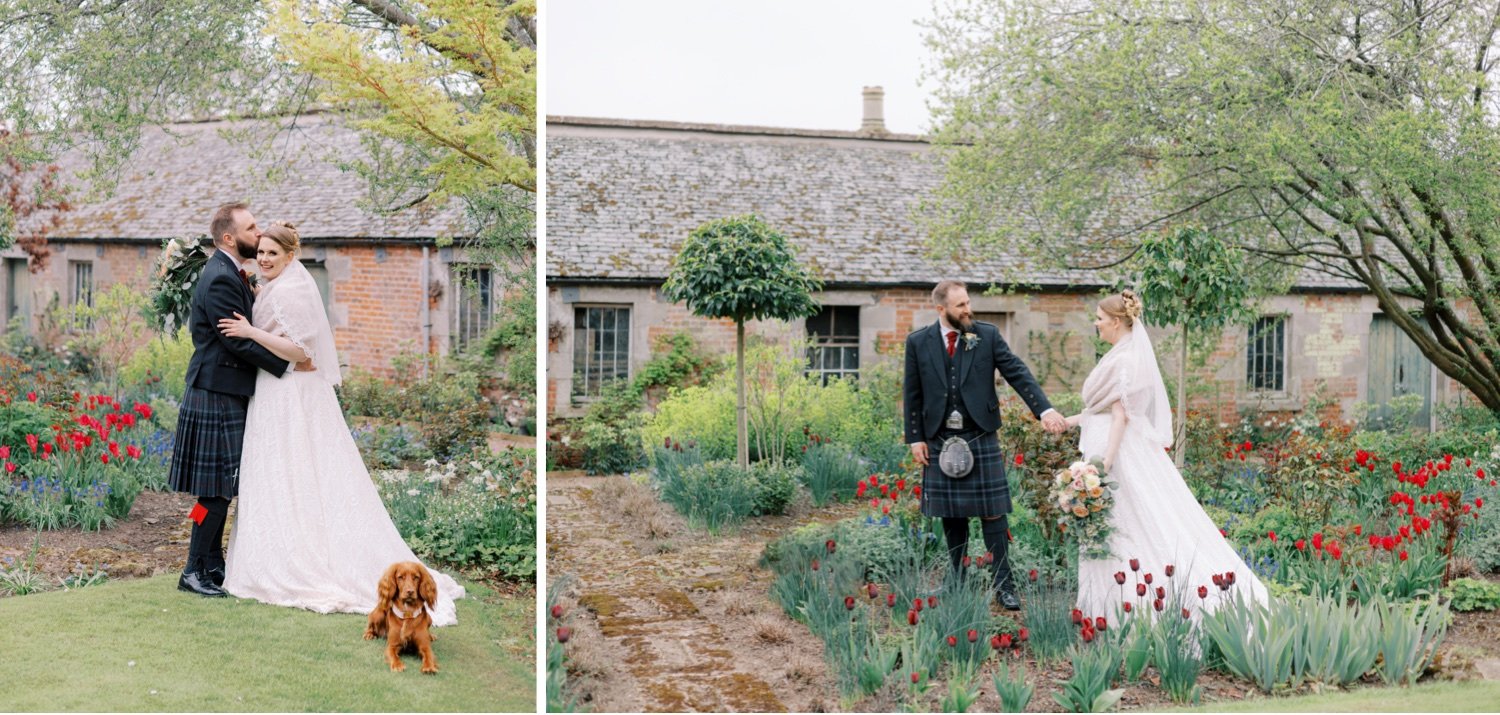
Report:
210,201,262,260
932,280,974,332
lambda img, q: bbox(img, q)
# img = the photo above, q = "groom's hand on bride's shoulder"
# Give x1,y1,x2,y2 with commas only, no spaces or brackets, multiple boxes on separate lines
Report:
294,358,315,372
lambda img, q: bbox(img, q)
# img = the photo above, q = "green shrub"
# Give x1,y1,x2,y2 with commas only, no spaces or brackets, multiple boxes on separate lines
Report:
748,460,797,516
119,328,194,402
1443,578,1500,612
801,441,867,506
656,459,758,533
337,357,492,462
578,381,646,474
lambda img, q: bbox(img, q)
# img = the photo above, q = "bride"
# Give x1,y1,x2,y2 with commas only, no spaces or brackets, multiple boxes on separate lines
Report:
216,222,465,625
1064,290,1267,622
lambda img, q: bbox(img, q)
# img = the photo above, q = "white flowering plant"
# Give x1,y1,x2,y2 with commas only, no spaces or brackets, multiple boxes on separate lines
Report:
146,235,212,332
373,447,537,579
1048,458,1117,559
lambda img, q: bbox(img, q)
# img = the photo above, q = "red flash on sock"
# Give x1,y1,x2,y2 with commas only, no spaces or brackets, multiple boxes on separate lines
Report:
189,503,207,526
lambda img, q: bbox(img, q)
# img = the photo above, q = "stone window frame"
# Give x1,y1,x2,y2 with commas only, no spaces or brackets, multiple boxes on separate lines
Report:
806,304,861,384
572,303,632,403
1247,314,1290,395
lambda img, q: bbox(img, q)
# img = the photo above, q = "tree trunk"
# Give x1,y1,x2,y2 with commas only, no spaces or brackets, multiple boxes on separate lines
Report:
736,320,749,468
1175,328,1187,469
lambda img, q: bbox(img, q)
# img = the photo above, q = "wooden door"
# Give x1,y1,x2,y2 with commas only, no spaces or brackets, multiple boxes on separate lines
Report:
1368,314,1432,429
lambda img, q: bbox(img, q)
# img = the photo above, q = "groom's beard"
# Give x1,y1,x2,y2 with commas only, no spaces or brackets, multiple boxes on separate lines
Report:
235,237,258,260
944,309,973,332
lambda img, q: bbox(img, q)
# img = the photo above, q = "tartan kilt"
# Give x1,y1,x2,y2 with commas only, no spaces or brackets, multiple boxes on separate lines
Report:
919,431,1011,518
168,385,249,499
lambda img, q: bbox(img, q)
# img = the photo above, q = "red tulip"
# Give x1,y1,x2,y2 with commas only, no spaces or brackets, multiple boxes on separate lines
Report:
1081,628,1095,643
1094,616,1107,631
1399,550,1409,561
1212,574,1224,587
1028,569,1038,581
1114,571,1126,585
126,444,142,459
811,559,820,571
887,593,897,608
555,627,572,643
1225,571,1236,585
1122,601,1133,613
1164,564,1175,578
947,635,958,647
868,583,879,599
1198,585,1208,599
1018,627,1028,641
1354,525,1363,536
927,595,938,609
967,629,979,643
991,634,1004,649
1182,607,1192,620
911,672,921,684
26,391,36,402
962,555,971,568
1295,539,1306,550
1312,533,1324,550
1136,583,1147,597
913,485,922,497
913,598,923,612
1071,608,1083,624
1015,453,1024,466
1155,586,1166,600
908,609,919,626
1129,558,1140,572
25,434,37,452
4,462,13,474
845,596,856,610
1329,545,1343,560
826,539,837,554
1144,572,1153,585
550,604,565,619
1153,598,1164,612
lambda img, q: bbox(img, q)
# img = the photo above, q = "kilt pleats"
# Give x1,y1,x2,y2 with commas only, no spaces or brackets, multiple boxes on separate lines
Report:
168,386,249,498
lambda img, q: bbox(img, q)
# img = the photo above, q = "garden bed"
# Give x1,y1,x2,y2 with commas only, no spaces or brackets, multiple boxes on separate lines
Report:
548,473,1500,713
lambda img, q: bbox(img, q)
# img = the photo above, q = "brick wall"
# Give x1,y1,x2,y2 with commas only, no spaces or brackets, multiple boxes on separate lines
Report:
2,241,485,379
548,283,1473,424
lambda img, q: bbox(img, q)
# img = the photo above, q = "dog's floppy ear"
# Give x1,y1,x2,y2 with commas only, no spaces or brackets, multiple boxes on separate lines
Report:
419,565,438,608
376,562,398,607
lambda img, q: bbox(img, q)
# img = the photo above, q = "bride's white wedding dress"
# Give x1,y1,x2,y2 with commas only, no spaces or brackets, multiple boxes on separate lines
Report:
1074,318,1267,623
224,261,464,625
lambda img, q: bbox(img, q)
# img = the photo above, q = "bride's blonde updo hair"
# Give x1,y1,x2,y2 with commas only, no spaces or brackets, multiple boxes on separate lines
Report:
261,221,301,255
1100,289,1143,328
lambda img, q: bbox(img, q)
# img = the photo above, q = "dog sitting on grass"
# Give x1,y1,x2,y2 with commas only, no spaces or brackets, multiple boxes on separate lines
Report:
364,561,439,674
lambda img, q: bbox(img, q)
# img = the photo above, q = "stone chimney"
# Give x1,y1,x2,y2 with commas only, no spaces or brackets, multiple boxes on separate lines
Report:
861,86,886,133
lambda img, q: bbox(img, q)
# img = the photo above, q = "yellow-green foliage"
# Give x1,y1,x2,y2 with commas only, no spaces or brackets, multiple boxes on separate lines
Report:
121,327,194,400
265,0,536,198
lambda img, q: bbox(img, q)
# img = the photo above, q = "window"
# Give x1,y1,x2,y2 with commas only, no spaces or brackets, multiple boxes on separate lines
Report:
806,305,860,383
5,258,30,331
572,306,630,400
70,261,93,329
1247,316,1287,392
301,259,333,322
452,265,494,351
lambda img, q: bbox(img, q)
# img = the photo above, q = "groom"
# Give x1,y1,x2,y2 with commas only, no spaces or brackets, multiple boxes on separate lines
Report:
167,202,303,597
904,280,1065,610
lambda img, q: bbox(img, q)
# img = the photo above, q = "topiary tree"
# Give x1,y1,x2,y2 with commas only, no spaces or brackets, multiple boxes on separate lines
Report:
1135,226,1255,466
662,215,822,467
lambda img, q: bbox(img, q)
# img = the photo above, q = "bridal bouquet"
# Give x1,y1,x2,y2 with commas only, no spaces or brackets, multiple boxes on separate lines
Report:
147,235,212,332
1049,459,1116,559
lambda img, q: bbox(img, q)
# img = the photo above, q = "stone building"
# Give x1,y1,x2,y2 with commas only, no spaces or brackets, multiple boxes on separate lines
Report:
7,113,499,376
545,94,1464,426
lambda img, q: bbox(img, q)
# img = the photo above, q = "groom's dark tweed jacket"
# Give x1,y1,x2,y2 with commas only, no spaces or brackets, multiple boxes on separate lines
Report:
185,249,290,395
903,320,1052,517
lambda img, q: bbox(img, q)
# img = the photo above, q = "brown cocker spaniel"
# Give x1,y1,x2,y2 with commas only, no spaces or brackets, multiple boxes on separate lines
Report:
364,561,439,674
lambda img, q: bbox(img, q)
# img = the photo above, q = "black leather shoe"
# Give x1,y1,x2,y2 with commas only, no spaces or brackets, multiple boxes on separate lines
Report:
206,566,226,588
178,570,228,597
997,588,1021,611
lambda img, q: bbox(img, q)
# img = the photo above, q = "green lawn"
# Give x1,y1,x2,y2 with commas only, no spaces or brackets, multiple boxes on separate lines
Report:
1172,680,1500,712
0,574,535,712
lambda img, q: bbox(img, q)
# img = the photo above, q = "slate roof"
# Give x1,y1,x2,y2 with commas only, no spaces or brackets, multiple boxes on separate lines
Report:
23,113,469,241
545,116,1363,291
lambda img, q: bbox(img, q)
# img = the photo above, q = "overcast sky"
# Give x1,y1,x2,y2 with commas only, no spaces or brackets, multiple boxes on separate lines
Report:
544,0,939,134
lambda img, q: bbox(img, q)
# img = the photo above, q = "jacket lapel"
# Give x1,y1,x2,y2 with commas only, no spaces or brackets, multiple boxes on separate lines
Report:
957,326,976,386
927,322,947,377
216,250,252,307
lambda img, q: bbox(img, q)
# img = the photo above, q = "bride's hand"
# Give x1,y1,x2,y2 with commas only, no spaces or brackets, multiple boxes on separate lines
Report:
218,312,256,339
1065,414,1083,428
1103,455,1115,473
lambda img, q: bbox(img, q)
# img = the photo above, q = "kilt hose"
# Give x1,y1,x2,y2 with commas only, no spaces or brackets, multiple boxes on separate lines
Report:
919,431,1011,518
168,385,249,499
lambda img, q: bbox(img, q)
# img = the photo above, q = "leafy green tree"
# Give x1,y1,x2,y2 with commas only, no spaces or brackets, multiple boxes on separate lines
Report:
1135,227,1255,465
925,0,1500,413
662,215,823,467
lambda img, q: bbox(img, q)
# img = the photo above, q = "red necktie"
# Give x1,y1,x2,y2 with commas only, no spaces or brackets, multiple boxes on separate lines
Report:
946,330,957,358
238,269,250,286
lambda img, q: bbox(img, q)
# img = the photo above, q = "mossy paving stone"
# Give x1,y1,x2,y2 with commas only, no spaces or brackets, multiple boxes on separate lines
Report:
548,474,848,712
